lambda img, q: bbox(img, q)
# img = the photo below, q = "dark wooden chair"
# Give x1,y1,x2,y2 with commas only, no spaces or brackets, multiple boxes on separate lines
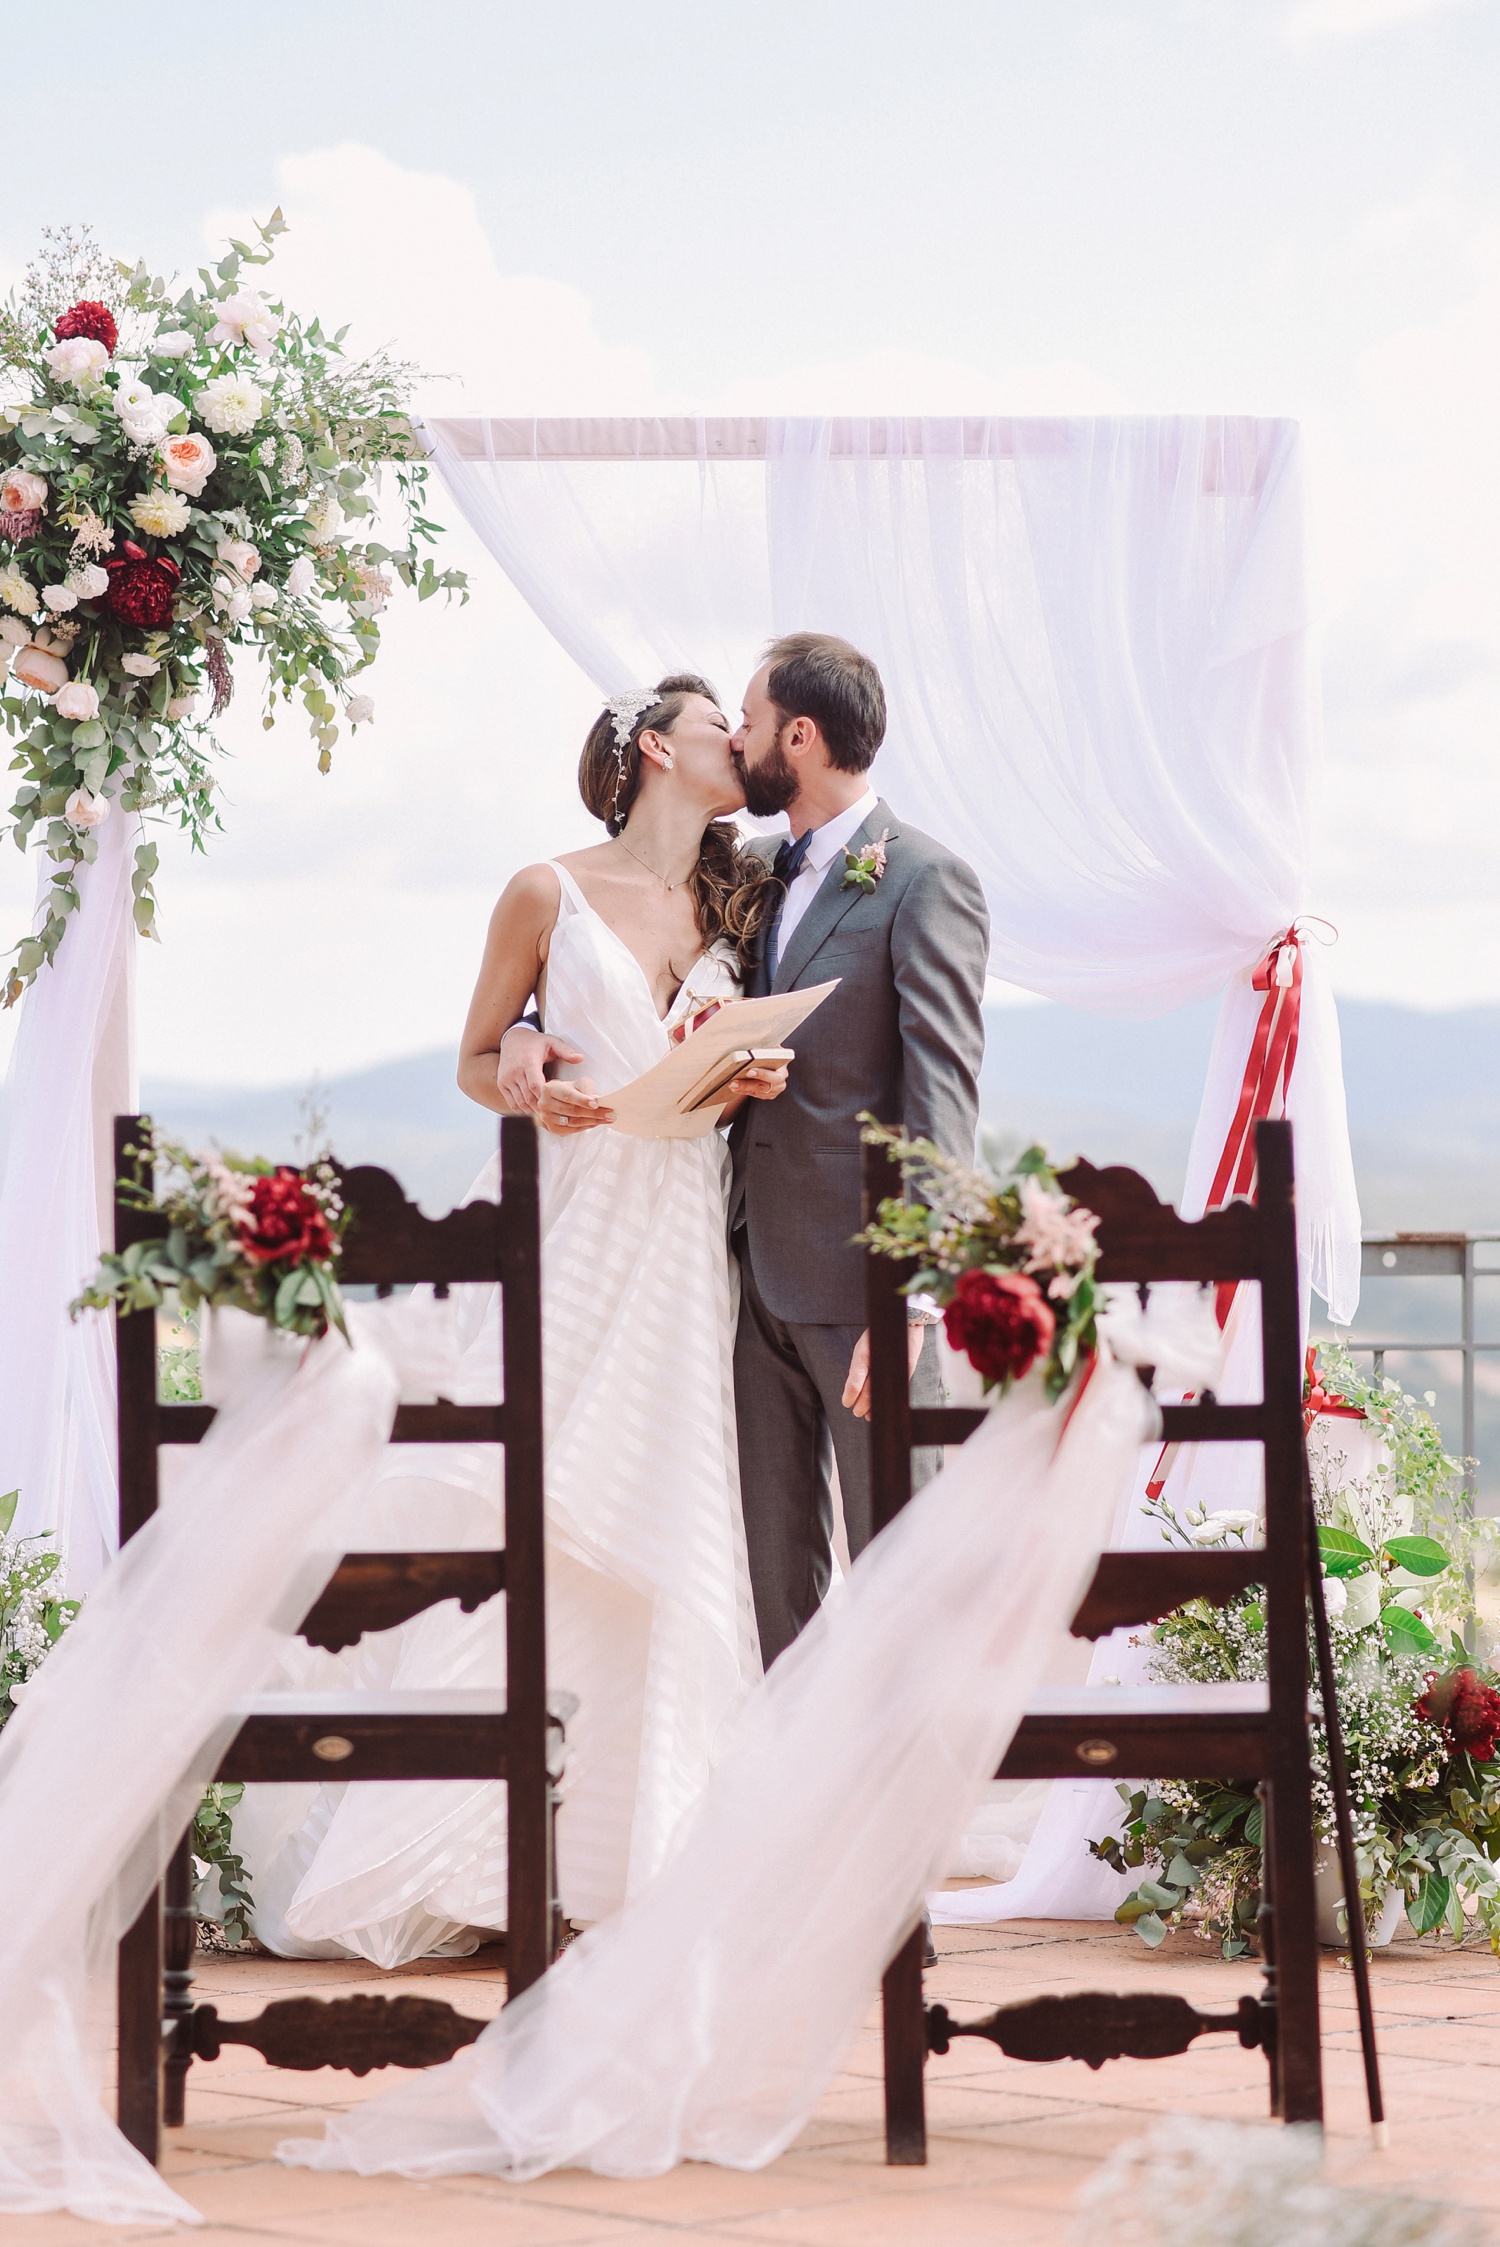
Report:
113,1113,556,2165
868,1117,1323,2162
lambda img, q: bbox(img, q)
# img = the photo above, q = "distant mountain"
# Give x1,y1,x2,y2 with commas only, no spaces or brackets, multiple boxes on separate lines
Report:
142,996,1500,1235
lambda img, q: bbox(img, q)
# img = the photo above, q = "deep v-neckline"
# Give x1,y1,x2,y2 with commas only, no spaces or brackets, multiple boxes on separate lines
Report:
551,861,707,1026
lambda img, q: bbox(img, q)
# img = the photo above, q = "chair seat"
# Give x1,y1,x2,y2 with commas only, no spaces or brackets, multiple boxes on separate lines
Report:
997,1678,1272,1783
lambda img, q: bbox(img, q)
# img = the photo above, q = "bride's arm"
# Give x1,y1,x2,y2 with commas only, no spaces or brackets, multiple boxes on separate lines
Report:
459,866,595,1121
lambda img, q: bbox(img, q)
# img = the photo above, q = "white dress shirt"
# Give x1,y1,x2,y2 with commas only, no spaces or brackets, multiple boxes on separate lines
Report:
770,785,879,974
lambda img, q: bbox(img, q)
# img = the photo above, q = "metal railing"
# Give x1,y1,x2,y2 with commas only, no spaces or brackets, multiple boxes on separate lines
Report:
1335,1234,1500,1507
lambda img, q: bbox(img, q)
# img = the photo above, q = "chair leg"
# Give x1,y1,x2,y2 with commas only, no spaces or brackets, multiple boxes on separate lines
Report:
1264,1773,1324,2125
162,1833,198,2128
882,1924,928,2165
117,1886,163,2165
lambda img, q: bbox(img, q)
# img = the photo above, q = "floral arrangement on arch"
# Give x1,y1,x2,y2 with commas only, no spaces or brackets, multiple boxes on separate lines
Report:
855,1119,1101,1400
0,216,466,1001
70,1130,350,1342
1092,1343,1500,1956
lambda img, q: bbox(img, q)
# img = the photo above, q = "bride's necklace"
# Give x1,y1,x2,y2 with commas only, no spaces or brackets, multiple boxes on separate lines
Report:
616,834,695,893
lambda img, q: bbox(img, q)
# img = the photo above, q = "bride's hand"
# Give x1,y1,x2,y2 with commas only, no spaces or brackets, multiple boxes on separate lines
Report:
495,1024,583,1114
725,1055,791,1103
538,1077,614,1136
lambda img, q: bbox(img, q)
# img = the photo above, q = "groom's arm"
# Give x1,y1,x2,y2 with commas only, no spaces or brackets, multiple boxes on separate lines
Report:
890,855,989,1161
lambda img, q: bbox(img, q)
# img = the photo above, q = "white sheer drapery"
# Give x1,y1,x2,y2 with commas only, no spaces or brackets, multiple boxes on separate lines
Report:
0,807,140,1594
421,414,1359,1325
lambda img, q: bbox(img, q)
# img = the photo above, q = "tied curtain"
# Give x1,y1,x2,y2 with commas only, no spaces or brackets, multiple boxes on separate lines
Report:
422,413,1360,1320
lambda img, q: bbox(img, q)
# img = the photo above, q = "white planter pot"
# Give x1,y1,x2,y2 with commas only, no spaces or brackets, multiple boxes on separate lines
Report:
1314,1853,1403,1948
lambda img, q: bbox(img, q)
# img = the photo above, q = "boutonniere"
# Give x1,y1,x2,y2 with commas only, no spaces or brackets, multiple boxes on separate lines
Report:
841,828,890,894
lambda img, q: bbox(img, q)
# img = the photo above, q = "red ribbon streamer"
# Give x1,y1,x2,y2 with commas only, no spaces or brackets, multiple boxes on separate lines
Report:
1144,925,1306,1502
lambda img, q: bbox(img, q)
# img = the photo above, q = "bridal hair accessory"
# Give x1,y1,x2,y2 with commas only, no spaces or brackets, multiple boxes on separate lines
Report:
605,690,660,749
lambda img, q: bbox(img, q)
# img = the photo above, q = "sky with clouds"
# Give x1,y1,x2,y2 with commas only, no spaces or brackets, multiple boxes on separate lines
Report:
1,0,1497,1082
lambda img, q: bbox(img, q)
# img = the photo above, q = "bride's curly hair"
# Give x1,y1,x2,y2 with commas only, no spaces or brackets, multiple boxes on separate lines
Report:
578,674,780,971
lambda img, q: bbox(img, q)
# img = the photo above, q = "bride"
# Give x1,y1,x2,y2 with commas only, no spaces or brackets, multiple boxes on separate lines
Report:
235,675,789,1956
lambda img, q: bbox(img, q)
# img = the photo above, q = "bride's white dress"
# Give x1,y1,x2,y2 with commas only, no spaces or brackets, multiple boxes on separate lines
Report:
235,863,760,1959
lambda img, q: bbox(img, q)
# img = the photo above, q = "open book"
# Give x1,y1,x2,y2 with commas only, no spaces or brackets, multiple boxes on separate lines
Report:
603,980,840,1138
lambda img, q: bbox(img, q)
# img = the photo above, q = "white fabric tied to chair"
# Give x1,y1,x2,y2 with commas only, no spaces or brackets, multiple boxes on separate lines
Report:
0,1299,460,2226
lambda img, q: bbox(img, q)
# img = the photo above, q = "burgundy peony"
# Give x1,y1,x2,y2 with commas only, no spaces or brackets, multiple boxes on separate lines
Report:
54,299,118,356
943,1267,1057,1388
103,541,180,628
1416,1668,1500,1763
237,1168,335,1267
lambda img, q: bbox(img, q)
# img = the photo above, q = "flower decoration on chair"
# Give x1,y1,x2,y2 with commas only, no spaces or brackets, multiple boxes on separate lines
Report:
0,218,467,1002
69,1129,350,1341
855,1118,1100,1400
1092,1343,1500,1957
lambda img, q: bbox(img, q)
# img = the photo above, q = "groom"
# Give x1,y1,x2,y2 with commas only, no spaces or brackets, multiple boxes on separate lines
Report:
729,633,988,1666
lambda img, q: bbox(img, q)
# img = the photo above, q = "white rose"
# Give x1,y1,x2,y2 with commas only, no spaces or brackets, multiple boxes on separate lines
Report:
346,694,375,725
216,537,260,581
208,289,282,359
54,681,101,722
1188,1518,1229,1546
0,469,47,514
196,374,265,436
1321,1575,1348,1622
158,430,216,496
166,693,200,720
285,555,316,599
303,490,343,542
64,786,109,829
218,581,252,626
10,642,68,692
250,583,278,611
151,330,194,359
120,653,160,677
42,584,78,613
0,617,30,646
67,562,111,600
45,336,109,384
0,567,37,615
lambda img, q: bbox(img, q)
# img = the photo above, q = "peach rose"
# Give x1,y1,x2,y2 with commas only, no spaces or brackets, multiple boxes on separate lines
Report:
11,643,69,693
159,431,216,496
0,470,47,515
54,681,100,721
64,787,110,829
216,537,260,581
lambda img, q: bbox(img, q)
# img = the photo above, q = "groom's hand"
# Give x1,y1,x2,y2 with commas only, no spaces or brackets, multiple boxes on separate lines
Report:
495,1023,583,1114
841,1325,928,1422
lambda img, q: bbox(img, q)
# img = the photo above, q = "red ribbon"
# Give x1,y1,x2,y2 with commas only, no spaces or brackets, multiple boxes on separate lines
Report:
1144,925,1306,1503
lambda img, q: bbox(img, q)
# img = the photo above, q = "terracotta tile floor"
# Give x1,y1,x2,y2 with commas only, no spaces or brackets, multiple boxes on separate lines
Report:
23,1914,1500,2244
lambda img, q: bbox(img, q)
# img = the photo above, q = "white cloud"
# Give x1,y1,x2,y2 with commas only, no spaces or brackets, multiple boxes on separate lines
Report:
204,144,656,414
1283,0,1477,42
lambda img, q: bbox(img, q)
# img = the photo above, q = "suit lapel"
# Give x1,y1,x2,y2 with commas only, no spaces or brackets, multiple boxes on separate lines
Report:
773,800,897,992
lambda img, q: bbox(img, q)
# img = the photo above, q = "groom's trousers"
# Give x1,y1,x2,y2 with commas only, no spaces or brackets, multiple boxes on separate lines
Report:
733,1231,943,1668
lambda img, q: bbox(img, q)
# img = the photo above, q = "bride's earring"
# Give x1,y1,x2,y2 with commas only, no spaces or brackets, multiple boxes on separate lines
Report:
662,753,674,770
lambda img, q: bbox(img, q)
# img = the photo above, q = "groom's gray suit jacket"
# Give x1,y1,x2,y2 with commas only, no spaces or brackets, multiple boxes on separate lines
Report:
728,798,990,1325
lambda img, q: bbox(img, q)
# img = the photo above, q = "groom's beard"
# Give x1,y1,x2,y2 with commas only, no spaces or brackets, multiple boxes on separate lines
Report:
735,733,799,818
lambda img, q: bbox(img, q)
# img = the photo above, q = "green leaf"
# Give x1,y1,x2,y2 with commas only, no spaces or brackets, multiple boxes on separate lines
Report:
1134,1911,1169,1948
1384,1604,1442,1658
0,1490,17,1536
1318,1525,1375,1578
1381,1535,1450,1579
1408,1873,1452,1934
1165,1852,1201,1891
1244,1801,1265,1847
1135,1878,1183,1911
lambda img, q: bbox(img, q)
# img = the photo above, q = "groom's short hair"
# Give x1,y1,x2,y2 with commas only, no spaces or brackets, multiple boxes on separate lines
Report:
764,633,886,773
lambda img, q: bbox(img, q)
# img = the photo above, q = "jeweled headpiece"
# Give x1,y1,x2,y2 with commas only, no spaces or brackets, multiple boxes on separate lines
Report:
605,689,660,748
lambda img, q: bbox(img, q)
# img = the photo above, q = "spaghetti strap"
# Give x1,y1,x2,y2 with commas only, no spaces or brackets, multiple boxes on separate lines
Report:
547,860,591,918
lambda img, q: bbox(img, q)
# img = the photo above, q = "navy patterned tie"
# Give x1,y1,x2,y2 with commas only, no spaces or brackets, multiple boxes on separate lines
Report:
766,830,814,978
